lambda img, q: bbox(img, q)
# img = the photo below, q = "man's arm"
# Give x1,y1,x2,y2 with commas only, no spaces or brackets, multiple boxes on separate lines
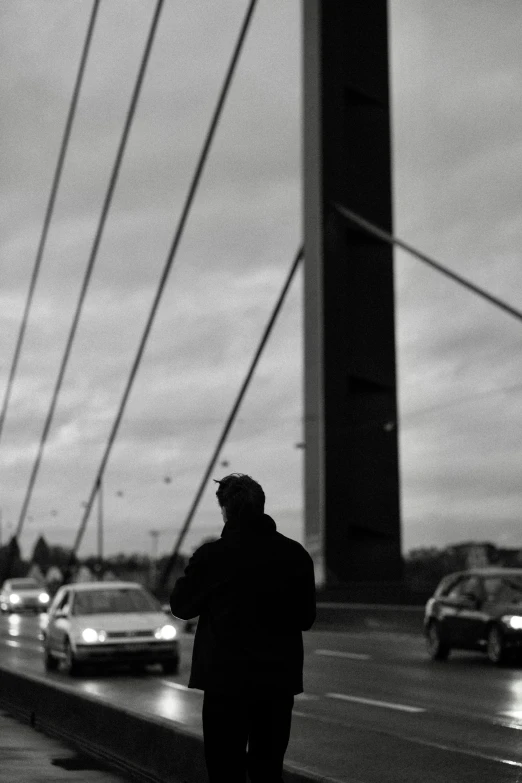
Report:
169,544,213,620
299,552,316,631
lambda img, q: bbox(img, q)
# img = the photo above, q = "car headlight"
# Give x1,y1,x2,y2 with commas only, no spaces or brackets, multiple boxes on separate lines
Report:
38,592,49,604
501,615,522,630
80,628,107,643
9,594,20,604
154,624,177,641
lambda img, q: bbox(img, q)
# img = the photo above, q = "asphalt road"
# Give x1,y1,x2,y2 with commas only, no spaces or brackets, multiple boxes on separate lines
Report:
2,613,522,783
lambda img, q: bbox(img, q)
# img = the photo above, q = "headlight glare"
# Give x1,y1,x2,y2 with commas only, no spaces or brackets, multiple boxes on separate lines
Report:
502,615,522,630
38,592,49,603
155,624,177,641
9,594,20,604
81,628,100,643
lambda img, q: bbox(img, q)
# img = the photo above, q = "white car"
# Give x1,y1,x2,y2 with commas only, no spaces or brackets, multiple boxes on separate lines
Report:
43,581,180,676
0,578,50,613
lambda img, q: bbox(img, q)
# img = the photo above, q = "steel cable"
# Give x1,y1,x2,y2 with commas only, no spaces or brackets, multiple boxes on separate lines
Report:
334,202,522,324
0,0,101,446
15,0,165,539
158,245,303,591
63,0,258,575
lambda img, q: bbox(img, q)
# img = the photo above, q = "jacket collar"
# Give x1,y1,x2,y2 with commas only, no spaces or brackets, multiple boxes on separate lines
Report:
221,513,277,539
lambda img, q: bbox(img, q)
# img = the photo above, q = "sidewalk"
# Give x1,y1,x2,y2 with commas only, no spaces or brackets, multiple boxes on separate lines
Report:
0,708,131,783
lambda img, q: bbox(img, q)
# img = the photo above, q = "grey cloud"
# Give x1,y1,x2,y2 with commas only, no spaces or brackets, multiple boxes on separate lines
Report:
3,1,522,559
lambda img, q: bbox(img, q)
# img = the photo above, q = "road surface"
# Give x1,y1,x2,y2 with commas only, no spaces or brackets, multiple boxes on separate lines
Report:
2,613,522,782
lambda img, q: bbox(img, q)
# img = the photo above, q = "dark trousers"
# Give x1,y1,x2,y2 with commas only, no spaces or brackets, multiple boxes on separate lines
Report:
202,689,294,783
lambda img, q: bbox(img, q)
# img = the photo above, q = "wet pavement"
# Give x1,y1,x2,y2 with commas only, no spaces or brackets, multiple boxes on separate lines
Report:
4,615,522,782
0,708,132,783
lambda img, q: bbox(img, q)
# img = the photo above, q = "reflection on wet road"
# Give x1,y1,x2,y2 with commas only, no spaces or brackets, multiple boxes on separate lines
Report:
2,614,522,782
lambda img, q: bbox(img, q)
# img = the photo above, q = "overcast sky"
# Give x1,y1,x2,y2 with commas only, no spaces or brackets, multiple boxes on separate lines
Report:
1,1,521,560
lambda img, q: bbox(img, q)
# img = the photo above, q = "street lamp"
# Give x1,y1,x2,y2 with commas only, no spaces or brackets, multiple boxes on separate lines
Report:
97,477,104,564
148,529,164,589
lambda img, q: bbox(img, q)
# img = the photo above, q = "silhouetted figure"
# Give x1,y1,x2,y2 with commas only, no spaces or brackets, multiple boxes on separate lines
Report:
170,473,316,783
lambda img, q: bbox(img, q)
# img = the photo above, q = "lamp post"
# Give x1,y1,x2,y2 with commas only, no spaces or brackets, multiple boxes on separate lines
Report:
148,529,160,588
97,476,104,563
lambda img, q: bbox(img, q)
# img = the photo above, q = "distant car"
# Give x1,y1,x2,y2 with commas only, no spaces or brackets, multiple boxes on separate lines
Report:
425,567,522,665
42,581,180,676
0,578,50,613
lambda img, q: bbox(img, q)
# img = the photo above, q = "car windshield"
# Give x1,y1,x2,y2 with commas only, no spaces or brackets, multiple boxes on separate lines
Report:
72,588,160,616
498,577,522,601
8,579,39,590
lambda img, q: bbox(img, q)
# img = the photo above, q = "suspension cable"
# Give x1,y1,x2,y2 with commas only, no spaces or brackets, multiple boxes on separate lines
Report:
0,0,101,446
15,0,165,540
63,0,258,575
334,202,522,324
158,245,303,591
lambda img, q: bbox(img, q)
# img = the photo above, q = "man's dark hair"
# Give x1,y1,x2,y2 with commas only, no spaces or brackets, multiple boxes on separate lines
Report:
214,473,265,524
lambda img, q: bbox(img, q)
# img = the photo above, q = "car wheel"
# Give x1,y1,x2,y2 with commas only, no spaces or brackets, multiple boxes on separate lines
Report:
487,624,507,665
161,657,180,675
63,638,82,676
426,620,450,661
44,647,59,672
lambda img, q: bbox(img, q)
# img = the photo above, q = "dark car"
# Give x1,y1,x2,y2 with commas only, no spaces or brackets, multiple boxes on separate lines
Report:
425,567,522,665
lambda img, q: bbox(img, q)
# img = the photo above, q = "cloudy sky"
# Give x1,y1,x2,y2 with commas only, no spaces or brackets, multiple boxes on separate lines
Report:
1,0,521,560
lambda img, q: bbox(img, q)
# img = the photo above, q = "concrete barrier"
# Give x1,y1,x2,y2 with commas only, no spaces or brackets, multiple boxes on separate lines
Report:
0,665,341,783
0,665,206,783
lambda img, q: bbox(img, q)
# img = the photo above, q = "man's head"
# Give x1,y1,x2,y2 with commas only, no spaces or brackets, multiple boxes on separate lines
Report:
214,473,265,526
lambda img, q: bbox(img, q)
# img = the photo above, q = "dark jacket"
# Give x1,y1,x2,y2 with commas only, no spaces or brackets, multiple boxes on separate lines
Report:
170,513,316,695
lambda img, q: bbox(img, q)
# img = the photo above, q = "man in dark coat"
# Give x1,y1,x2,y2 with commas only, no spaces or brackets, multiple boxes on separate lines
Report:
170,473,316,783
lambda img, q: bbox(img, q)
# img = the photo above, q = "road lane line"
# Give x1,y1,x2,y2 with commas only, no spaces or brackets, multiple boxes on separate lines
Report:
159,681,321,702
161,681,190,691
315,649,370,660
161,681,202,694
499,710,522,723
160,681,320,703
285,758,366,783
293,709,522,768
327,692,425,713
1,639,42,652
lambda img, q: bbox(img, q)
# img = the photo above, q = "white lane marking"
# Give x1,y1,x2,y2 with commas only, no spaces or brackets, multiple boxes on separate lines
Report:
285,757,366,783
327,692,425,713
161,681,190,691
161,681,202,694
160,682,320,703
293,709,522,768
315,649,370,660
500,710,522,722
1,639,42,652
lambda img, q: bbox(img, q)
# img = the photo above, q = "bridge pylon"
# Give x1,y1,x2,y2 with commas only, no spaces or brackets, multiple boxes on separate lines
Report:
303,1,402,599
